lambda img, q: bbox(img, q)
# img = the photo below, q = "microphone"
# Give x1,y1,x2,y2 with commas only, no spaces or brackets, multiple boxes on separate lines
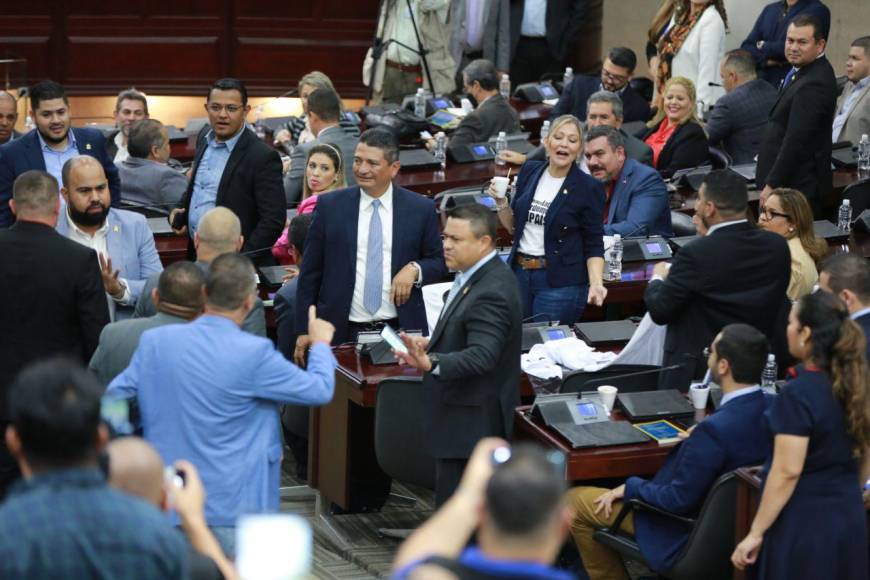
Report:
708,82,722,87
523,312,553,324
584,363,686,391
618,223,648,239
118,198,182,216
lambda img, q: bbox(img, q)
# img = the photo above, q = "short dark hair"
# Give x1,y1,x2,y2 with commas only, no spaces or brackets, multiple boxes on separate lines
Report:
306,88,341,123
12,170,58,214
114,88,148,115
486,444,567,536
289,213,314,256
853,36,870,56
30,80,68,110
821,253,870,303
127,119,166,159
700,169,747,216
157,261,206,311
587,90,624,120
608,47,637,72
463,59,499,91
8,357,103,468
359,127,400,164
446,203,498,242
714,324,770,384
722,49,757,78
790,13,825,42
205,253,256,311
585,124,625,150
209,78,248,106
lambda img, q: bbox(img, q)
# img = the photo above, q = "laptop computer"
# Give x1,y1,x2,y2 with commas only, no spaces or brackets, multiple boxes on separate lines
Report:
147,217,173,235
730,163,757,182
574,320,637,346
552,421,651,449
257,265,295,289
616,390,695,421
399,148,441,170
831,144,857,169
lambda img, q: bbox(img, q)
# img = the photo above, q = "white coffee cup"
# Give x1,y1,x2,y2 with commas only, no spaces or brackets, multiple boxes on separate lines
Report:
689,383,710,410
491,176,509,198
597,385,618,412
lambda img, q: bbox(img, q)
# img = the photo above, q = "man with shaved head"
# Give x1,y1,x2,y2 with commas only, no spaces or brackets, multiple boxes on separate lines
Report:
0,91,19,145
133,206,266,335
56,155,163,320
107,437,235,580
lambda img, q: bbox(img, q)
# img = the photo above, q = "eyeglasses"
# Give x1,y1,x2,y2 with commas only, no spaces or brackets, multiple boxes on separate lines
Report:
206,103,245,114
601,68,629,85
760,207,790,221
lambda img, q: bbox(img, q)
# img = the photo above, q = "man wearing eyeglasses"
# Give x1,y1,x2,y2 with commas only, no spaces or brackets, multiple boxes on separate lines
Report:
169,78,285,264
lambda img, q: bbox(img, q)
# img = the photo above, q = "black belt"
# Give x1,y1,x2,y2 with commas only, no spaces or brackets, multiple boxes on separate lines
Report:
348,318,400,334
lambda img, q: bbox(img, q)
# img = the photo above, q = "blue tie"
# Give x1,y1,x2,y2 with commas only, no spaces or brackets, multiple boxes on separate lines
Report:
363,199,383,315
781,67,798,91
440,276,464,319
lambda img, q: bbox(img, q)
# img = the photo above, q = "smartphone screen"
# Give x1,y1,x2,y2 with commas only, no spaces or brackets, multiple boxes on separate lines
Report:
380,325,408,354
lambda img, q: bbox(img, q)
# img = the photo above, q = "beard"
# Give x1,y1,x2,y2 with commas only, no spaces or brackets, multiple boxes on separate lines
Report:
69,202,109,227
38,126,69,145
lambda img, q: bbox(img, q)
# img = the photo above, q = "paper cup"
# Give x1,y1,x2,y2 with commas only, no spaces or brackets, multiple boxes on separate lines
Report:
491,176,509,198
689,383,710,410
597,385,618,412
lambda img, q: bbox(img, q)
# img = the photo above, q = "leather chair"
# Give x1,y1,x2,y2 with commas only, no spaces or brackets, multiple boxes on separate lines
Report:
670,211,697,237
843,178,870,216
593,471,739,580
708,147,732,169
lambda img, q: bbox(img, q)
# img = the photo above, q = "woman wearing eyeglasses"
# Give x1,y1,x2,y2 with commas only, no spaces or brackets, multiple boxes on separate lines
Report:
758,188,827,301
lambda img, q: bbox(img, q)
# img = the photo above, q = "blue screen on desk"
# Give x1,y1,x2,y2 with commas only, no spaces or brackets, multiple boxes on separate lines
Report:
478,196,496,208
645,242,663,253
473,145,489,155
540,85,557,98
576,403,598,417
547,329,567,340
432,98,450,109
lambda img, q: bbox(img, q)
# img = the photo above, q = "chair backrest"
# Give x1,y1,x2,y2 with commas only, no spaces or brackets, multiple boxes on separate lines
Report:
670,211,697,237
666,472,738,580
843,178,870,216
708,147,732,169
561,364,662,394
630,77,654,104
374,377,436,490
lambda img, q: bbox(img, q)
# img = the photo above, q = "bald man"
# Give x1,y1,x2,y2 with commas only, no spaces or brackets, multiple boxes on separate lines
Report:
133,207,266,336
56,156,163,320
0,91,19,145
107,438,235,580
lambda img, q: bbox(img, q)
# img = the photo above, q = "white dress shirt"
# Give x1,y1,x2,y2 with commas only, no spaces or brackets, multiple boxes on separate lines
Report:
113,131,130,165
64,210,131,321
520,0,547,37
719,384,761,407
851,306,870,321
349,185,399,322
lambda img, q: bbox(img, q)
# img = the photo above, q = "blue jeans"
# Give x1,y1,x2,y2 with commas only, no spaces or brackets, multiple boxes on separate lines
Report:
512,264,588,325
209,525,236,560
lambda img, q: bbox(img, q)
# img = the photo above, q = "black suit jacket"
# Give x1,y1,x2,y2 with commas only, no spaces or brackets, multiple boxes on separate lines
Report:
644,221,790,390
705,78,778,165
641,120,709,178
0,221,109,415
449,94,521,147
552,75,652,124
756,56,837,201
424,256,522,459
177,128,286,253
856,312,870,364
509,0,588,63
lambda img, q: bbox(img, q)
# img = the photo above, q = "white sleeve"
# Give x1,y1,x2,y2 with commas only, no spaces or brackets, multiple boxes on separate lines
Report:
695,9,726,107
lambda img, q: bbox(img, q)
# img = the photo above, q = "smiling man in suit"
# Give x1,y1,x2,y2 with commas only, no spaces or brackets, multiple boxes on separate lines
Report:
0,80,120,228
169,78,285,262
756,15,837,212
295,128,447,356
395,204,522,505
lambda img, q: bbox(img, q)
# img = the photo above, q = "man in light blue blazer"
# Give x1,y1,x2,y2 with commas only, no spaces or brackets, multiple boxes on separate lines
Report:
585,125,673,238
107,254,337,558
56,156,163,320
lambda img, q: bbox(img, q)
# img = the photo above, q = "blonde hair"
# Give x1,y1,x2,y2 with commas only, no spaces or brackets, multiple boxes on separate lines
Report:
544,115,584,165
647,76,703,128
298,71,346,112
767,188,828,263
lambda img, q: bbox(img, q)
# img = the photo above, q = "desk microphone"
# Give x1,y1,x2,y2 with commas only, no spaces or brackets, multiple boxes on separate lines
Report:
708,82,723,87
523,312,553,324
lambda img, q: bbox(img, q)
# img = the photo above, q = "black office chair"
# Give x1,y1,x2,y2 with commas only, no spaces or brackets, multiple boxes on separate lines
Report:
593,471,739,580
630,77,655,104
708,147,732,170
670,211,696,237
561,364,662,394
842,178,870,216
374,377,436,538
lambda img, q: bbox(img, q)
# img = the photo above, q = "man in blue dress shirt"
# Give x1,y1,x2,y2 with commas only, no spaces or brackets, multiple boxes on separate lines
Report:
107,253,338,557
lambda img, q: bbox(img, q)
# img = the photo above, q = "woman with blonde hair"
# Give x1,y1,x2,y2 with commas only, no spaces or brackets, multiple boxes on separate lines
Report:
641,76,709,177
274,71,359,147
488,114,607,324
758,188,828,301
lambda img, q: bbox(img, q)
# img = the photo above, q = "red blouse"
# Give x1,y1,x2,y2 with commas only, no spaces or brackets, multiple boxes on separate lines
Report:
645,117,678,168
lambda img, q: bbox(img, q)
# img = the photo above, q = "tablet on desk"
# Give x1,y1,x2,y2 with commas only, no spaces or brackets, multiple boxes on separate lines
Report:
633,420,687,445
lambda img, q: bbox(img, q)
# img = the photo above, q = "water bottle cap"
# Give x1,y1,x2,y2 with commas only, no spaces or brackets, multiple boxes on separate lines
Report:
843,199,851,206
542,120,550,126
417,88,424,95
565,67,573,74
502,74,509,80
768,354,775,362
862,134,869,141
498,131,506,137
613,234,621,240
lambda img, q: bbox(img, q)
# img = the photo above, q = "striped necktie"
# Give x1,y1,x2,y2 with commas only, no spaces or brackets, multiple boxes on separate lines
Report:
363,199,383,315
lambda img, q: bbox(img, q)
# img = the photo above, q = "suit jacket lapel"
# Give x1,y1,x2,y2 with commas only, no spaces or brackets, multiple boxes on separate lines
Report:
23,131,47,171
348,188,361,280
216,130,252,206
608,161,634,223
843,81,870,118
390,185,402,275
105,210,123,266
428,257,498,346
543,166,574,236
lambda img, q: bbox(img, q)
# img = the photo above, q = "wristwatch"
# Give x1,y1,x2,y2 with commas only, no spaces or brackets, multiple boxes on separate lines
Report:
428,353,440,373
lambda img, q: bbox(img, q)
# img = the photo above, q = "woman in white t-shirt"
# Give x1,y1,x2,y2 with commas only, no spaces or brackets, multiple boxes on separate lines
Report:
490,115,607,324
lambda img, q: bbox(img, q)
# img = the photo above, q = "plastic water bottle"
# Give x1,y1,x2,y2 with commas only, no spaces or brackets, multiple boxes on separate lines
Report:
696,100,706,120
838,198,853,232
607,234,623,281
540,120,550,142
494,131,507,167
24,115,34,132
563,67,574,89
500,74,511,99
761,354,778,393
433,132,447,170
858,134,870,176
414,88,427,119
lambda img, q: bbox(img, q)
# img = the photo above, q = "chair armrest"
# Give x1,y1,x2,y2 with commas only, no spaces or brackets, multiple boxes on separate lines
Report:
628,499,696,526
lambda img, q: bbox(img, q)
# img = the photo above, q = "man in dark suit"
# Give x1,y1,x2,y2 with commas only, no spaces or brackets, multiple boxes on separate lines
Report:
706,49,778,165
275,213,314,360
0,80,121,228
295,128,447,353
644,170,790,390
169,78,285,260
552,47,651,124
395,204,522,505
756,15,837,212
819,253,870,361
0,170,109,497
118,119,189,209
446,59,520,148
508,0,588,86
0,90,20,146
566,324,772,580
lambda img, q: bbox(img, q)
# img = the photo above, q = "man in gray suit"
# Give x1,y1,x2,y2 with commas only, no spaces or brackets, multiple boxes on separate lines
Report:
283,88,358,207
706,49,778,165
133,207,267,336
90,261,204,384
447,59,520,147
118,119,189,210
832,36,870,144
448,0,510,89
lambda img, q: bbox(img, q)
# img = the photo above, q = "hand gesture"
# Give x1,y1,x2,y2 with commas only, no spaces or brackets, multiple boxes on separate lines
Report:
587,284,607,306
98,253,124,298
593,484,625,519
652,262,670,280
169,460,206,526
273,129,292,146
168,207,187,236
282,266,299,283
307,306,335,345
456,438,509,502
391,264,418,306
393,332,432,371
731,533,763,571
294,334,312,367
